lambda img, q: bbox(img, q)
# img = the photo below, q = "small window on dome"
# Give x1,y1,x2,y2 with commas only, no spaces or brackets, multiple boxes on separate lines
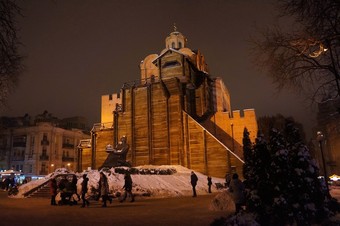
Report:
172,42,175,48
179,42,182,48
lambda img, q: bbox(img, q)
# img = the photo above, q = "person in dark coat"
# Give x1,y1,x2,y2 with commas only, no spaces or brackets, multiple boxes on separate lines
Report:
98,172,111,207
190,171,198,197
49,178,57,206
10,177,15,188
71,175,80,201
207,176,212,193
4,177,10,191
80,174,89,208
58,176,68,204
225,173,231,187
228,173,245,213
120,172,134,203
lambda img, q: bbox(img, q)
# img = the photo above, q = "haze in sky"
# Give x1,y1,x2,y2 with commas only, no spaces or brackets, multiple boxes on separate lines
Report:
2,0,316,138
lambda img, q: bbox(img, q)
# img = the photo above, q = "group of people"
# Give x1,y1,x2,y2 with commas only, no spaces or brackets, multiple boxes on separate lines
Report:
2,177,15,191
98,171,134,207
190,171,213,197
49,170,244,213
49,174,80,206
49,171,134,208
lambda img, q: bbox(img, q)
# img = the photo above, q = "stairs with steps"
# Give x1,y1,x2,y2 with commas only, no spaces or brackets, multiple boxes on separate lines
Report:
27,183,50,198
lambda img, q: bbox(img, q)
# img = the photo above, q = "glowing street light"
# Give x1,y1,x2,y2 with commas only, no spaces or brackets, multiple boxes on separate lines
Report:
50,163,55,173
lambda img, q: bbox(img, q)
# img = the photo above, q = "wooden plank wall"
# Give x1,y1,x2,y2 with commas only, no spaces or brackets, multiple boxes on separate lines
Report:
133,87,150,165
162,78,183,165
168,95,182,165
195,83,205,116
184,112,243,178
116,88,133,164
94,129,114,168
151,83,169,165
94,79,244,178
186,114,206,173
205,133,229,178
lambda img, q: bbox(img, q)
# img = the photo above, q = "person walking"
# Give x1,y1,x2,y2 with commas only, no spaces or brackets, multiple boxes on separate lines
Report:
120,172,134,203
98,172,111,207
228,173,245,213
190,171,198,197
207,176,212,193
80,174,90,208
49,178,57,206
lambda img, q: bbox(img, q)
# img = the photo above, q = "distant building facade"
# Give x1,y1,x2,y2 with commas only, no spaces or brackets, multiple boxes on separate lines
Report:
87,28,258,178
315,98,340,175
0,111,90,176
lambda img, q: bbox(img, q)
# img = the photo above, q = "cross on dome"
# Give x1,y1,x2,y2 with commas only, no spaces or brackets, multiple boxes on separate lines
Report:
165,23,187,50
173,23,177,32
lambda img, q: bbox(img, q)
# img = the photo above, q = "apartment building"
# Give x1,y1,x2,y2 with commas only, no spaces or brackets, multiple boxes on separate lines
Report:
0,112,90,176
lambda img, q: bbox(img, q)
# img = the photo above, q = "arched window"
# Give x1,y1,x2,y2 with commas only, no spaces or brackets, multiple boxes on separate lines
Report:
172,42,175,48
179,42,182,49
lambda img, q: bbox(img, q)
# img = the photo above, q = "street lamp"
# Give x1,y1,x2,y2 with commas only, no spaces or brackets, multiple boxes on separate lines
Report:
226,123,234,173
231,123,235,153
50,164,55,173
316,131,329,194
67,163,71,171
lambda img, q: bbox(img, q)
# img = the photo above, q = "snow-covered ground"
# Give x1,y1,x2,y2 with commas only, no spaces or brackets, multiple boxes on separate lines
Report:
14,165,226,199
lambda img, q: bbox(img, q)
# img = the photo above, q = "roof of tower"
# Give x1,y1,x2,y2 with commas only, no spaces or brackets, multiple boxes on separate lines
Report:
168,23,187,41
165,24,187,49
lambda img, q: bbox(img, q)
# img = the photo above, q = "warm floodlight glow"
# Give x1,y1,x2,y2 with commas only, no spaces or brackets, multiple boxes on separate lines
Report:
290,38,328,58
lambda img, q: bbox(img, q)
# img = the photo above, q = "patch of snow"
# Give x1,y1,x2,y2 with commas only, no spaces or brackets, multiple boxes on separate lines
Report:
209,190,235,212
14,165,226,199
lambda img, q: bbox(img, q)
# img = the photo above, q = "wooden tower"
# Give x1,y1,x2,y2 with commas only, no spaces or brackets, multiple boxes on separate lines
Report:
87,28,257,178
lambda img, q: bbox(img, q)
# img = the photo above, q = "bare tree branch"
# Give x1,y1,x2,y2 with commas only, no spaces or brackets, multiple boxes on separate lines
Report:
0,0,23,110
251,0,340,104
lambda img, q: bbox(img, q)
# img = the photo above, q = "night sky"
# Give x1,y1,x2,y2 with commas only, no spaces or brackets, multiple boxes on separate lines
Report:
1,0,316,138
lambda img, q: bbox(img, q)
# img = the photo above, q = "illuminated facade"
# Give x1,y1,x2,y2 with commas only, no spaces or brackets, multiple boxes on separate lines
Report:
90,28,258,178
0,113,90,176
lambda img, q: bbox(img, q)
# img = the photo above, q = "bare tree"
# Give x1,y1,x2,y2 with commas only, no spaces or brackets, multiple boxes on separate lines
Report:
0,0,23,109
252,0,340,103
